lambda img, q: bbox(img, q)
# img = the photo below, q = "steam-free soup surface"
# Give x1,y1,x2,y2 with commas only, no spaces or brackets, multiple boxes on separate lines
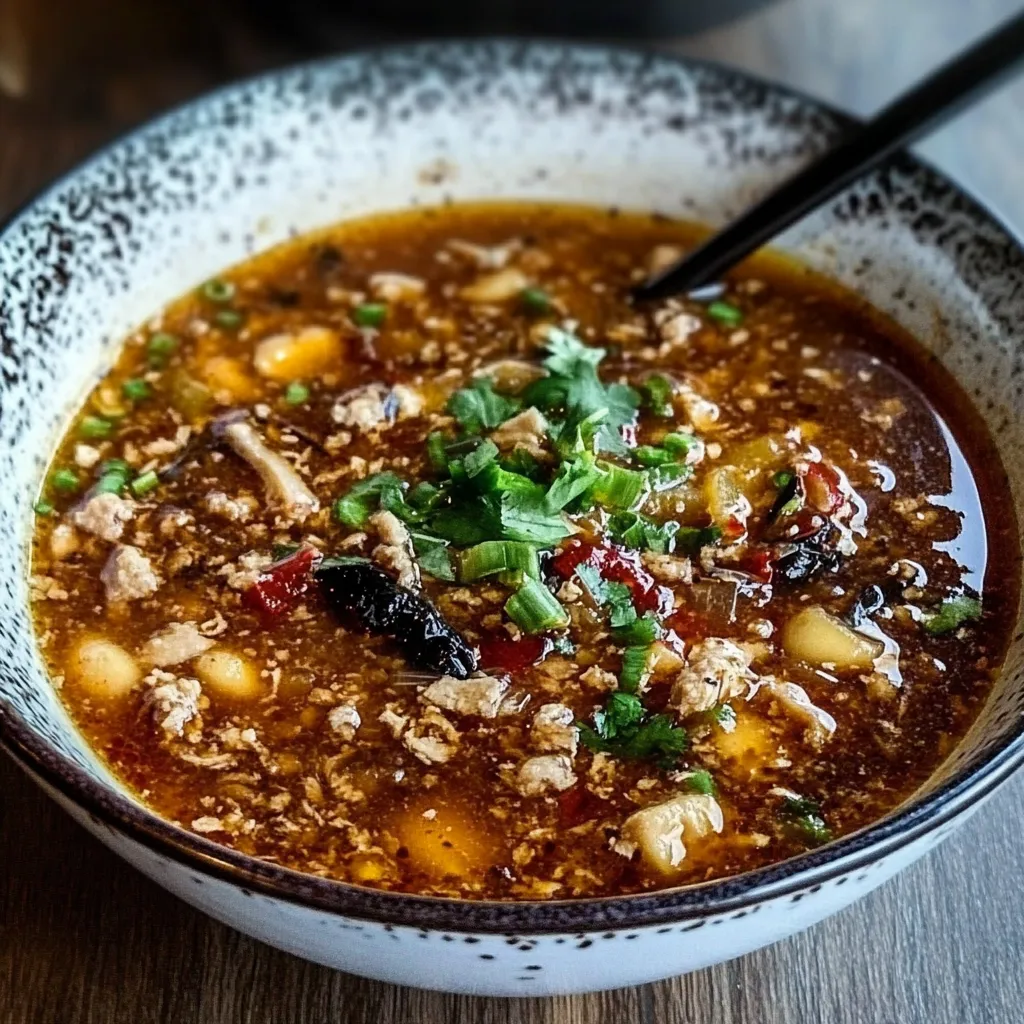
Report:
31,203,1018,899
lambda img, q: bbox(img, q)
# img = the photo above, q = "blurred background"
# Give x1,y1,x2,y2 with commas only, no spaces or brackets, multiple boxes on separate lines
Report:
1,0,1022,219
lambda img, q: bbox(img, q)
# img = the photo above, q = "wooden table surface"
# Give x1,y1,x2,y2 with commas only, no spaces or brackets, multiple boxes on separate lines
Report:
3,1,1024,1021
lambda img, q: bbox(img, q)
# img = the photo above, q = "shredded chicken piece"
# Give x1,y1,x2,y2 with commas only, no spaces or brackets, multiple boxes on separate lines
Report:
641,552,693,584
100,545,161,603
670,638,754,718
143,670,202,737
369,272,426,302
761,679,837,748
530,703,578,755
447,237,522,269
514,754,577,796
420,672,509,719
71,492,134,543
617,793,724,871
327,703,361,741
460,267,529,304
140,622,216,667
218,419,319,523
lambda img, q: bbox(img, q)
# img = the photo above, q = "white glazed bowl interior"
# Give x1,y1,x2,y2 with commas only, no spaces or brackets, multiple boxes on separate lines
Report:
2,41,1024,988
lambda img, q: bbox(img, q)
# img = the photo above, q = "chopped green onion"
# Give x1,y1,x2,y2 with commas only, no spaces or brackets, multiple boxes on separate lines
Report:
922,596,983,635
504,579,569,634
619,645,653,693
79,416,114,440
648,462,692,492
772,470,794,489
147,332,178,367
93,471,128,496
130,470,160,497
707,300,743,326
201,278,235,303
662,432,698,458
283,381,310,405
685,769,716,795
33,500,54,516
519,286,553,316
215,309,244,330
121,378,151,402
612,612,661,646
50,468,80,494
99,458,130,476
272,543,301,560
332,472,407,529
460,541,542,583
634,445,675,467
496,569,528,588
352,302,387,328
427,431,450,474
587,462,649,511
640,375,674,417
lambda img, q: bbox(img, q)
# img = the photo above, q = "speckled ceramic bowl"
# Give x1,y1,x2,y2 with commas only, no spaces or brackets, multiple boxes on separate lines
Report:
2,41,1024,997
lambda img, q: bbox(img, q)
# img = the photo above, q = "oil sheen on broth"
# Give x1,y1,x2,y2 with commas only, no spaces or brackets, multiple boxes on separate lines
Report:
30,203,1020,900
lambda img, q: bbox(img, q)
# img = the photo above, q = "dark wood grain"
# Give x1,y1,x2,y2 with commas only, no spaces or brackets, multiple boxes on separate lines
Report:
3,6,1024,1020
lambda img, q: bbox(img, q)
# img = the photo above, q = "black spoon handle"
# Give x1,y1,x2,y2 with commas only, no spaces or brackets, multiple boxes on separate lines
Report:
637,8,1024,301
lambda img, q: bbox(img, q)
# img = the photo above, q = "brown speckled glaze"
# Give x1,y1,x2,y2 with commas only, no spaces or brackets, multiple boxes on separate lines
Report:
1,42,1023,965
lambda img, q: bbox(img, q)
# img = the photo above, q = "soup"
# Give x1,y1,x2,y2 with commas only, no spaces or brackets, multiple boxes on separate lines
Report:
30,202,1019,900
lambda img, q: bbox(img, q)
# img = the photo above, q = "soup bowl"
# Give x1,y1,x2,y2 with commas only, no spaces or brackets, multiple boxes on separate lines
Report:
2,41,1024,997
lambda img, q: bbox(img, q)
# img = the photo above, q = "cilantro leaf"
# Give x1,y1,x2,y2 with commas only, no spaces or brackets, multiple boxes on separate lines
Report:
499,490,574,544
608,511,680,554
411,533,456,582
446,377,521,434
579,693,688,767
640,374,674,417
545,453,602,511
685,769,716,795
333,472,411,528
779,796,831,844
541,327,605,375
674,524,723,556
922,595,982,635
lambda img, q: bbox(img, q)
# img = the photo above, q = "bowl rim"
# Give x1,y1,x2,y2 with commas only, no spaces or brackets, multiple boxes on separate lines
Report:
2,37,1024,935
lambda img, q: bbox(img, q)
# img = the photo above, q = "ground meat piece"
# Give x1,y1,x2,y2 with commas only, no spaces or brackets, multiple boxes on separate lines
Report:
670,638,753,718
514,754,577,796
221,550,274,590
489,407,549,459
142,670,202,737
420,672,509,719
140,622,216,667
327,703,361,741
331,384,390,432
654,306,702,347
530,703,578,755
641,552,693,584
369,509,420,590
391,384,424,418
203,491,256,522
74,443,102,469
369,271,425,302
100,544,161,603
50,524,79,561
378,707,408,738
70,492,134,543
402,707,460,765
617,793,724,872
580,666,618,691
760,679,836,748
677,382,720,432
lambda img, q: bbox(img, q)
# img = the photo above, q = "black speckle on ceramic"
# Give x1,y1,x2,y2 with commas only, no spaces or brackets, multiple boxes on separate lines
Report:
1,41,1023,943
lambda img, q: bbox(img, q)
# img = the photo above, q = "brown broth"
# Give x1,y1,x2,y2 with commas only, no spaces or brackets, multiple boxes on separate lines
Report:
30,202,1020,899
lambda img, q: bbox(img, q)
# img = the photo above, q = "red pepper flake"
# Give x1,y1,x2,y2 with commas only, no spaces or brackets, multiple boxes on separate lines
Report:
243,544,321,623
722,514,747,542
802,461,844,515
478,633,549,676
553,539,668,613
741,548,774,583
558,784,608,829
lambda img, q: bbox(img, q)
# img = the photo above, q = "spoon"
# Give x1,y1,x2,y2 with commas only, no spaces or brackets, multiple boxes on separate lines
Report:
636,8,1024,301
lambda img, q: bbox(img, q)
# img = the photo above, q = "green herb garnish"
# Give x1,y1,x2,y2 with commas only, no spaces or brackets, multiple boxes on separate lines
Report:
578,692,688,767
607,511,680,554
685,769,716,795
446,377,522,436
459,540,542,583
612,612,662,647
50,468,80,494
130,470,160,498
352,302,387,328
412,533,456,582
619,645,653,693
780,796,831,844
922,595,983,635
519,286,553,316
146,332,178,367
640,374,674,417
505,578,569,633
33,500,54,516
79,416,114,441
674,524,723,555
201,279,235,303
283,381,310,405
121,378,151,402
707,300,743,327
214,309,243,330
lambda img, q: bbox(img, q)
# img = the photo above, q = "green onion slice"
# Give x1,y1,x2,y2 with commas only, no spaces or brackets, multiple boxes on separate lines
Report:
504,579,569,634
